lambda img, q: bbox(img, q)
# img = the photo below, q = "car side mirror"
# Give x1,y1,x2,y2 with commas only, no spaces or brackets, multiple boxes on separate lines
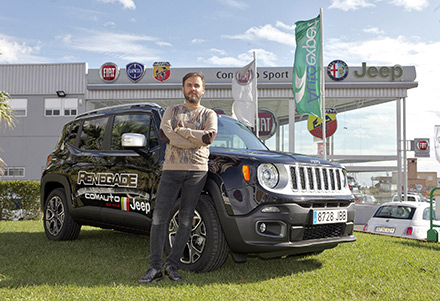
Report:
122,133,146,148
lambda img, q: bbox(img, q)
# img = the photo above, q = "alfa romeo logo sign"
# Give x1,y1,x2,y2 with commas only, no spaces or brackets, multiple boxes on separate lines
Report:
99,62,119,82
153,62,171,82
327,60,349,81
126,62,145,82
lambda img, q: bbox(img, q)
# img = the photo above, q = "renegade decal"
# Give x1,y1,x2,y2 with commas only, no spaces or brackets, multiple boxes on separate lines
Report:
77,171,138,188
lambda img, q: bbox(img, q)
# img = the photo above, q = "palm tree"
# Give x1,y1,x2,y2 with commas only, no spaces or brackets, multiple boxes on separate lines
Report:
0,91,16,175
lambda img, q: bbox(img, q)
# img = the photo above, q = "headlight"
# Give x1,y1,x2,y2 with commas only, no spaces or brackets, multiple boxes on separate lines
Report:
258,163,279,189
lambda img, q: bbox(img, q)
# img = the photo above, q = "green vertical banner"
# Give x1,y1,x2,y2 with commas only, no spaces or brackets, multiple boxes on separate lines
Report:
293,14,322,117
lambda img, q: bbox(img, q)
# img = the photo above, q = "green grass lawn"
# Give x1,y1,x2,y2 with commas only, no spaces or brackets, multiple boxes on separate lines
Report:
1,220,440,300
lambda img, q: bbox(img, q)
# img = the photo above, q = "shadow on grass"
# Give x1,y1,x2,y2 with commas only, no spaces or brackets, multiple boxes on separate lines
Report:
393,238,440,251
0,226,323,288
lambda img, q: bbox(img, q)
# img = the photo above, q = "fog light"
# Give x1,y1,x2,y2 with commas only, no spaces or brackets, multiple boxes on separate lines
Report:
259,222,267,233
261,206,280,213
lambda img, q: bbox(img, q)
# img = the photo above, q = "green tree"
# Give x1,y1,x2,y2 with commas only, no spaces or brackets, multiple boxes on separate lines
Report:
0,91,16,175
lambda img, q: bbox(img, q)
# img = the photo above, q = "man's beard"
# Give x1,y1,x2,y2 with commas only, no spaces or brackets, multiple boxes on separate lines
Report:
184,92,201,104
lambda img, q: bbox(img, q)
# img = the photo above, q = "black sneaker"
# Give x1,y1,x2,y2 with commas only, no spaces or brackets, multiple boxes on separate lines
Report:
165,266,182,281
138,268,163,283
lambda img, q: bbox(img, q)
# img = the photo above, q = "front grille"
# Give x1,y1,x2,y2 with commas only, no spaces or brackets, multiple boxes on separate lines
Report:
303,223,345,240
290,166,345,193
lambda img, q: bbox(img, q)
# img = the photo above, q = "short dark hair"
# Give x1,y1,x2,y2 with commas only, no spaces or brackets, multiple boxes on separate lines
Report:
182,72,205,87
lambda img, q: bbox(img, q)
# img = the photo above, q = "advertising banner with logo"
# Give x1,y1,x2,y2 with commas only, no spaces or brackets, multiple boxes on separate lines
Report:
292,14,322,117
232,59,257,128
435,126,440,163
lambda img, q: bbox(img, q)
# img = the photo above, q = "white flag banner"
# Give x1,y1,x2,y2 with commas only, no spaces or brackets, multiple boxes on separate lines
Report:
435,125,440,163
232,60,257,128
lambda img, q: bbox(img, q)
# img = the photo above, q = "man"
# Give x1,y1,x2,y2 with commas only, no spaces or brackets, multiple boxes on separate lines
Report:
139,72,217,283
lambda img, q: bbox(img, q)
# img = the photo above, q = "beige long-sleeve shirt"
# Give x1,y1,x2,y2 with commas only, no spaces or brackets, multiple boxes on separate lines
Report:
160,103,217,171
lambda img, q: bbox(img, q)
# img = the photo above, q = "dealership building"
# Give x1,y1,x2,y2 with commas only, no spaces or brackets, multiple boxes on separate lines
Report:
0,61,418,190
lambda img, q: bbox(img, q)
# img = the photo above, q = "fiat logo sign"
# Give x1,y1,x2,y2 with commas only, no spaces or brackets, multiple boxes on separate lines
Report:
258,109,277,140
100,62,119,82
417,140,428,151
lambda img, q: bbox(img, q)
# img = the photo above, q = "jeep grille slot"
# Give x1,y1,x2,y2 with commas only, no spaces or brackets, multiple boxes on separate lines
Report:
290,166,346,194
302,223,345,240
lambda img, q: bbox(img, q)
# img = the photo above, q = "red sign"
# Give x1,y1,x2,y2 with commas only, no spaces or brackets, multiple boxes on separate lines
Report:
417,140,428,151
258,109,277,140
307,109,337,139
100,62,119,82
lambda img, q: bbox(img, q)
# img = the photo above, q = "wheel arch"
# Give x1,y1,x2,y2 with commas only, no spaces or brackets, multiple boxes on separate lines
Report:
40,174,73,209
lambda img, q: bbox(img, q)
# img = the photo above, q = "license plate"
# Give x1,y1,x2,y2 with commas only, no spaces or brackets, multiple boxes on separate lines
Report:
313,209,347,225
375,226,396,234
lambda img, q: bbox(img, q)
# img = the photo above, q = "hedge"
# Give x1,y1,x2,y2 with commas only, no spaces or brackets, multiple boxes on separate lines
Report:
0,180,41,221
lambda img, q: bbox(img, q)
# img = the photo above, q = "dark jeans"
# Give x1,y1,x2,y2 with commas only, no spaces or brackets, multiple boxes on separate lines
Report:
149,170,207,270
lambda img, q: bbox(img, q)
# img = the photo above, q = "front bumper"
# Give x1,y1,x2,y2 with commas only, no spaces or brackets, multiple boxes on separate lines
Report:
223,202,356,257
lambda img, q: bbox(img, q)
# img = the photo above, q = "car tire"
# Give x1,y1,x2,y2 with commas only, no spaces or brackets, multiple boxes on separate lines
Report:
43,188,81,241
166,194,229,273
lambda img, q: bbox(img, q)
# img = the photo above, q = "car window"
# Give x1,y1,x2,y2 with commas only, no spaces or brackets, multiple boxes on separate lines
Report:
78,117,108,151
57,120,80,149
422,208,440,221
111,114,153,150
211,117,267,150
374,205,415,220
67,122,81,146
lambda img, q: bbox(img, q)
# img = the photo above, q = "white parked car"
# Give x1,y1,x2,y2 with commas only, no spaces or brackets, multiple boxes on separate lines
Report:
363,202,440,241
391,193,429,203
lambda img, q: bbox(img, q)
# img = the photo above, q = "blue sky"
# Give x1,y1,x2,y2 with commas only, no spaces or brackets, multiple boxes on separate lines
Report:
2,0,440,179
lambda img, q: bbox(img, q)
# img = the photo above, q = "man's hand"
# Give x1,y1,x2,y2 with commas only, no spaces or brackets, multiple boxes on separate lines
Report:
202,131,216,145
159,129,170,144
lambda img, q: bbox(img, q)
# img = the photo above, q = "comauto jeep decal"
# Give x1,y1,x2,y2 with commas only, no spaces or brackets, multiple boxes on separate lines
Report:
77,171,138,188
76,187,152,215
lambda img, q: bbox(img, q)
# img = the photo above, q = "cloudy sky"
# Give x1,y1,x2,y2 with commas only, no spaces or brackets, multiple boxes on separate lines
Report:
1,0,440,183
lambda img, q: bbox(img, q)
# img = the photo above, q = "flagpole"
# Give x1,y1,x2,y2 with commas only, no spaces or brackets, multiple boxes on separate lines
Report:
320,8,326,160
254,51,259,138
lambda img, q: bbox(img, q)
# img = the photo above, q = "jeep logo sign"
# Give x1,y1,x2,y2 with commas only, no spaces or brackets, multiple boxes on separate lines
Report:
413,138,430,158
258,109,277,140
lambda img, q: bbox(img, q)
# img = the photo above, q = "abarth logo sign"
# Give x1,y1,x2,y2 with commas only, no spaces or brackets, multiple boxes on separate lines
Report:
307,108,337,139
327,60,349,81
100,62,119,82
153,62,171,82
126,62,145,82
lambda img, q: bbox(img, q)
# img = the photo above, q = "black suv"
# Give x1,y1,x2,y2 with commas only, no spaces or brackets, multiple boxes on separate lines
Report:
41,103,356,272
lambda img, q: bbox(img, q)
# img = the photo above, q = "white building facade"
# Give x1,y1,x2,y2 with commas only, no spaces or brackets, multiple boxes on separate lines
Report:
0,62,417,181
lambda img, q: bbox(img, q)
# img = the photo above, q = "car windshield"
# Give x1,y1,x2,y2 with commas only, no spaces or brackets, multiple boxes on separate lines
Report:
211,116,268,150
374,205,416,220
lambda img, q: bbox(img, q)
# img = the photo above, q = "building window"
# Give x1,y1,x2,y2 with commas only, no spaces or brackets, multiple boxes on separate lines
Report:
9,99,27,117
2,167,25,177
45,98,78,117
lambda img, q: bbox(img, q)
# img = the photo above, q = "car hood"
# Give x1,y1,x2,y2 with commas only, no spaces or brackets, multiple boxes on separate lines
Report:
210,148,341,167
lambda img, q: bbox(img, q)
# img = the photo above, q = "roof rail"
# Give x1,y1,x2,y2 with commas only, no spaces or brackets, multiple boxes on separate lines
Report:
76,102,162,119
